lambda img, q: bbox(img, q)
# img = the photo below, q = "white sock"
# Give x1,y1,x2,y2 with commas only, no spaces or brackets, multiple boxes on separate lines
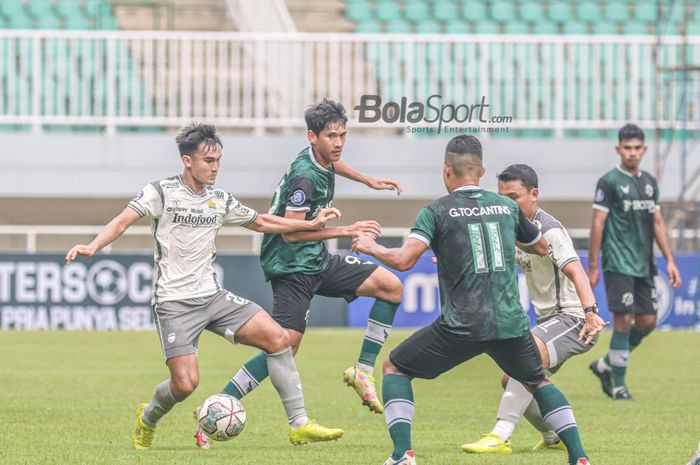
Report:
290,416,309,429
491,420,515,442
542,430,560,445
356,362,373,375
597,357,611,372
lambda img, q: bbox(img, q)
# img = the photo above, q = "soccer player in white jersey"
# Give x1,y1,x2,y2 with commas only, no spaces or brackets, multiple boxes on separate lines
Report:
462,164,607,455
66,123,344,449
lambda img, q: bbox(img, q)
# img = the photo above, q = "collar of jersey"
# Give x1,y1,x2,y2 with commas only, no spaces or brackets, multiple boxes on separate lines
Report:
308,146,330,172
177,174,210,197
615,165,641,178
453,185,481,192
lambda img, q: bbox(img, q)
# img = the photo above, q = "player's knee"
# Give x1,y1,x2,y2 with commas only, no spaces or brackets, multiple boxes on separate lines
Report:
267,329,291,353
382,357,401,375
171,375,198,399
500,374,509,389
386,277,403,303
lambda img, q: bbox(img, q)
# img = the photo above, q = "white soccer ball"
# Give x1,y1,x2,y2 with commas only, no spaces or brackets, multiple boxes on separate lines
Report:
197,394,246,441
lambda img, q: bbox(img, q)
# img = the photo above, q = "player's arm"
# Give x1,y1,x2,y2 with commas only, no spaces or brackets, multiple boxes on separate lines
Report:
280,209,381,243
561,259,608,343
515,208,547,256
65,207,141,263
352,235,428,271
588,179,612,288
245,207,341,234
333,159,403,196
653,208,682,288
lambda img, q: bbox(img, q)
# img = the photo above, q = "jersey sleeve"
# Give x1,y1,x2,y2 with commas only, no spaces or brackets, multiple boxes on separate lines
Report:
285,176,314,212
543,228,580,270
515,208,542,246
223,193,258,226
128,183,163,218
408,206,437,247
593,178,614,212
653,177,660,210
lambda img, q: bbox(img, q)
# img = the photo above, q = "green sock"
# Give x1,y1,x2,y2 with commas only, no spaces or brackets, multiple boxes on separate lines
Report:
628,327,647,352
534,384,587,465
383,374,414,460
608,330,630,389
358,299,399,370
221,352,269,399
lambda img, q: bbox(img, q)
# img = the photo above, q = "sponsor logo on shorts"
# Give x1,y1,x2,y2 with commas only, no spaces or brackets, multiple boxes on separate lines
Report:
305,309,311,323
225,292,249,306
622,292,634,307
167,332,176,343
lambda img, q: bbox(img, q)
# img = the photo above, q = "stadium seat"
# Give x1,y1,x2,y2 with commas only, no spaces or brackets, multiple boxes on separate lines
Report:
519,3,543,22
623,22,649,35
548,3,574,22
634,3,657,22
8,13,34,29
563,21,588,35
491,2,516,22
605,3,629,22
504,22,529,34
0,0,25,17
445,20,470,34
346,2,374,22
64,16,92,30
376,3,401,22
385,19,412,33
415,20,442,34
56,1,84,19
689,23,700,35
577,2,601,22
474,21,501,34
461,1,488,21
433,2,458,22
404,2,429,22
27,0,55,18
355,20,382,33
37,16,62,30
533,21,559,34
593,22,619,34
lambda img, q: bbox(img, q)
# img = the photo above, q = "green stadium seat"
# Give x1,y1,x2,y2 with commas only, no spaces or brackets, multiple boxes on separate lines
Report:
577,2,601,22
56,1,85,18
415,20,442,33
563,21,588,34
461,1,487,21
593,22,619,34
346,2,374,22
605,3,629,22
519,3,543,22
504,22,529,34
64,15,92,30
623,22,649,35
433,2,458,22
404,2,429,22
474,21,500,33
8,13,34,29
490,2,516,22
376,3,401,22
445,19,469,33
27,0,55,18
385,19,412,33
533,21,559,34
37,16,62,30
689,23,700,35
634,3,656,22
0,0,25,17
548,3,573,22
355,20,383,33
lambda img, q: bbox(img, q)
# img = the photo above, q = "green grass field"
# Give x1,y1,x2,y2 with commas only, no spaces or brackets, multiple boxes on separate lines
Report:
1,329,698,465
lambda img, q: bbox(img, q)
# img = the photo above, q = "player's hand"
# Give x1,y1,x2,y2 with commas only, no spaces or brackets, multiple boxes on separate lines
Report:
65,244,96,264
587,267,599,288
667,261,682,288
347,220,381,238
311,207,341,229
578,312,608,345
351,232,377,255
367,177,403,196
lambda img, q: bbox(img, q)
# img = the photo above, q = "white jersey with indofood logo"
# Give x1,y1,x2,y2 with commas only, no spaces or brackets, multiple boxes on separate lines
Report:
127,175,257,304
516,208,585,319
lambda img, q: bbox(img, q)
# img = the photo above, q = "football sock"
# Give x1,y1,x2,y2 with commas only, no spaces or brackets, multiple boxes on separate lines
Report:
628,327,647,352
524,397,559,442
267,347,308,427
608,330,630,389
142,380,177,426
534,384,587,465
383,374,414,460
597,356,611,372
358,299,400,372
492,377,532,441
222,351,269,399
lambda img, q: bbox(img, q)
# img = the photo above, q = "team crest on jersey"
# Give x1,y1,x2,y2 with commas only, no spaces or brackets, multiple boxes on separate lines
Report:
207,199,217,213
619,185,630,195
290,189,306,206
645,184,654,197
621,292,634,307
595,188,604,203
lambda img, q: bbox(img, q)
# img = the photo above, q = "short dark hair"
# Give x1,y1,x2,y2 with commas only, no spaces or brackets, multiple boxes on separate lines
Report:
175,123,222,156
305,99,347,135
497,164,539,190
445,135,482,159
618,123,645,143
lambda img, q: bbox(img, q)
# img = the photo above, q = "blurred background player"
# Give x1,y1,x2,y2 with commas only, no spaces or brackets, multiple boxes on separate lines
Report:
588,124,682,400
687,439,700,465
353,135,591,465
65,123,344,449
195,98,405,446
462,164,606,455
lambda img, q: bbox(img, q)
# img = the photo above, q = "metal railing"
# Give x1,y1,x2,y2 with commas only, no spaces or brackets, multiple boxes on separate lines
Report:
1,30,699,134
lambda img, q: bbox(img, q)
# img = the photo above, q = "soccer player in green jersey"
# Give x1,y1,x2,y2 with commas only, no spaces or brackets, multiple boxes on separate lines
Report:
588,124,682,400
353,136,592,465
66,124,344,449
462,164,607,455
193,99,405,447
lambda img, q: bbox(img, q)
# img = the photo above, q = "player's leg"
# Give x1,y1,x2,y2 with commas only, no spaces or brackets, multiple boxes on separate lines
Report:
204,290,342,444
220,275,313,400
591,272,634,398
386,320,481,463
628,275,658,352
489,334,589,465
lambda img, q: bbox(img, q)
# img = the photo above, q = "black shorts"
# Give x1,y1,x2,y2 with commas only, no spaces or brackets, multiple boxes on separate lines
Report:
604,271,658,315
271,253,378,333
390,317,545,386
